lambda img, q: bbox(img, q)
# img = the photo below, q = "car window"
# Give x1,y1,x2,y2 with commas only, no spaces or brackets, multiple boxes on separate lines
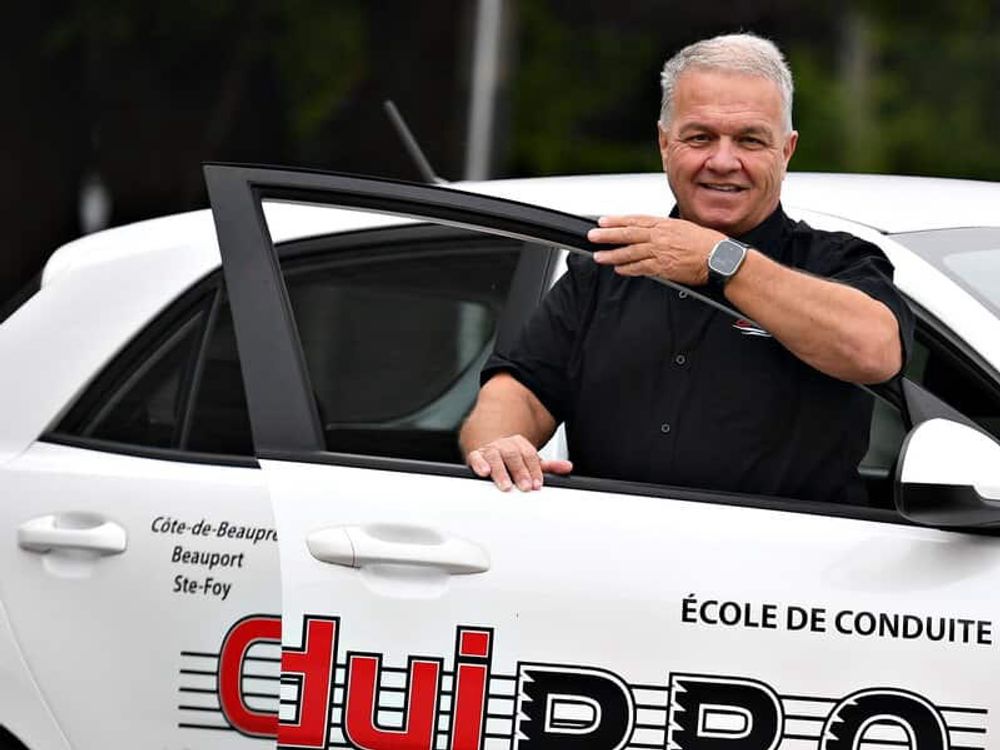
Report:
53,228,526,463
184,295,253,456
55,294,213,450
85,315,205,447
53,284,254,457
893,228,1000,319
280,235,522,462
907,325,1000,438
858,309,1000,509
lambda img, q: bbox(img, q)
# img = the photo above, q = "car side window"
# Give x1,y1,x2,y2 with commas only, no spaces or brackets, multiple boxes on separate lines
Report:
859,311,1000,508
184,294,253,455
53,227,527,463
906,326,1000,438
53,286,255,457
280,232,523,462
54,295,215,450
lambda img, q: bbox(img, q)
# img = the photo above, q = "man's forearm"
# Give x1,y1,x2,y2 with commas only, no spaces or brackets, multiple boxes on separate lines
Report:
725,249,902,384
459,373,557,456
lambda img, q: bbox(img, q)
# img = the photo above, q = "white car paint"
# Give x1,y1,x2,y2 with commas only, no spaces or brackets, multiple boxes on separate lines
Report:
0,171,998,749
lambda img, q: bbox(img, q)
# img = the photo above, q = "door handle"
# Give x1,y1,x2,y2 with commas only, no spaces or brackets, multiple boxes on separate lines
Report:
18,514,127,555
306,524,490,574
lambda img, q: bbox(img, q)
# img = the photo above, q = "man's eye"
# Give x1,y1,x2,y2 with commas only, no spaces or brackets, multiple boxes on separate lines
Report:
741,137,766,148
687,134,711,144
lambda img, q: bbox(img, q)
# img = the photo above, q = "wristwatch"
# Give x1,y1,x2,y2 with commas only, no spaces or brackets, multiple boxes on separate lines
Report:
707,237,749,289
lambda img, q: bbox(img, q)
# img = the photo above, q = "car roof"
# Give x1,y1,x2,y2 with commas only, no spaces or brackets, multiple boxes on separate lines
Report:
462,172,1000,234
41,171,1000,286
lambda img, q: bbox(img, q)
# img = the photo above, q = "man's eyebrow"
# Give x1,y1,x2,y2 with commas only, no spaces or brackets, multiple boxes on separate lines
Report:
736,125,776,139
676,123,777,138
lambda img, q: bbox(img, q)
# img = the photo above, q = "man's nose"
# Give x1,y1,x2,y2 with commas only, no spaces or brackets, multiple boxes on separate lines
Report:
705,137,741,172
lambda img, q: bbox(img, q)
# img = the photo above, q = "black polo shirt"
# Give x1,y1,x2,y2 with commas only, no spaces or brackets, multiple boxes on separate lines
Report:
482,205,915,504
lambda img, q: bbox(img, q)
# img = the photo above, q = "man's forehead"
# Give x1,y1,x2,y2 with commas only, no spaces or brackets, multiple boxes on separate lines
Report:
669,69,785,132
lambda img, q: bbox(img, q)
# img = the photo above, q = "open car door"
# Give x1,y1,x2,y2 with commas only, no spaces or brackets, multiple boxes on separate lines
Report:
207,165,998,750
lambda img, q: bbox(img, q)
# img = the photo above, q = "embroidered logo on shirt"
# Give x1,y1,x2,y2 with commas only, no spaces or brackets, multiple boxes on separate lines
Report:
732,318,772,337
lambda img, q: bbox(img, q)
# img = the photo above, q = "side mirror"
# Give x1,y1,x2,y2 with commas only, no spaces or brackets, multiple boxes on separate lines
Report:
895,418,1000,528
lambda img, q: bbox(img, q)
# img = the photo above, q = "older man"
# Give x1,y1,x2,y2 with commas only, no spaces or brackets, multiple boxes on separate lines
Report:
460,33,913,504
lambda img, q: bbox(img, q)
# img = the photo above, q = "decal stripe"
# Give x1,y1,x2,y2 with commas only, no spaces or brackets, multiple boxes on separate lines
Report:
190,618,989,749
178,723,237,731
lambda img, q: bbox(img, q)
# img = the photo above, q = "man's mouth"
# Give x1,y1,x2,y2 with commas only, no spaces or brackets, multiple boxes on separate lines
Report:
700,183,748,193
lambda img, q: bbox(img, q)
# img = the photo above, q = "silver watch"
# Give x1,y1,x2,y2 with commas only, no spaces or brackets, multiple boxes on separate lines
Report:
707,238,749,288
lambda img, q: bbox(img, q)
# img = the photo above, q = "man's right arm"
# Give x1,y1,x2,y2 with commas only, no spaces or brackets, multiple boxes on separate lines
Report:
459,373,573,491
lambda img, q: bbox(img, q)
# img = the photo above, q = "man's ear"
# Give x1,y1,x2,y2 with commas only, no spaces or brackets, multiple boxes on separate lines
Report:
657,122,671,171
783,130,799,166
657,122,670,153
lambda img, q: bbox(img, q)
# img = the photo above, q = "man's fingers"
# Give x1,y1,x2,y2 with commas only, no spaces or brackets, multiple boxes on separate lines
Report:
467,450,491,478
500,446,534,492
541,459,574,475
592,243,653,265
612,259,654,277
470,436,554,492
589,225,648,246
596,214,660,228
517,437,544,490
483,449,514,492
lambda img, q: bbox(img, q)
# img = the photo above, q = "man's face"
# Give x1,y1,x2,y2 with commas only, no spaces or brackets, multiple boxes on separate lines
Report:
659,68,798,237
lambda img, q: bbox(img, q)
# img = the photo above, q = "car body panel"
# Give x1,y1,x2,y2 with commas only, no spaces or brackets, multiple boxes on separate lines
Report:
0,442,277,748
1,168,998,749
202,166,1000,749
267,461,997,750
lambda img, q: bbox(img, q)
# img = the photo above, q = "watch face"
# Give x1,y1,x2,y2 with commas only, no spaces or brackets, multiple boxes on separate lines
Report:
710,240,746,275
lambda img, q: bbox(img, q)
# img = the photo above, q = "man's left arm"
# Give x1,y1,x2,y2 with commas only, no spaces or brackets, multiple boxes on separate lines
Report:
588,215,904,385
721,248,901,383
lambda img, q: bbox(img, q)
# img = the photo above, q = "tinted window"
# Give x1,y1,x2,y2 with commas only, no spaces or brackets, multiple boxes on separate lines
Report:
283,241,520,462
55,229,523,463
893,228,1000,318
83,313,203,448
185,296,253,455
54,287,254,457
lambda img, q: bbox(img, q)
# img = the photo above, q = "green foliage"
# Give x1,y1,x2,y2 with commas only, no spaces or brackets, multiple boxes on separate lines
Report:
272,0,364,141
509,0,662,175
507,0,1000,180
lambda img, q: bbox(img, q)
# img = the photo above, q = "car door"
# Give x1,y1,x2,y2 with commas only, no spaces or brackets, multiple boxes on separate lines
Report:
0,276,281,749
209,165,999,750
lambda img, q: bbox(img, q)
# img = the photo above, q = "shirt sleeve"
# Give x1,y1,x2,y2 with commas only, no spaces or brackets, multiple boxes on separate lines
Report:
820,234,916,378
480,253,597,422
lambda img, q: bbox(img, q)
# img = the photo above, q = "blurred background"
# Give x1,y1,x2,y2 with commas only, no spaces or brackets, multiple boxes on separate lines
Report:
3,0,999,305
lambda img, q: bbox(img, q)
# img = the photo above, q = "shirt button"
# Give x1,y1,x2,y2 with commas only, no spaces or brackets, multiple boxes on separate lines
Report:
674,353,687,366
660,423,671,434
678,290,688,299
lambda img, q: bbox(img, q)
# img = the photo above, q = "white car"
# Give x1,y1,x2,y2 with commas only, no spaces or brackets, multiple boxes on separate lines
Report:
1,167,999,750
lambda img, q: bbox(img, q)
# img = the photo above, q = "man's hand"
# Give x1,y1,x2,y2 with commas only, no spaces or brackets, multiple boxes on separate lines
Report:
587,215,725,285
466,435,573,492
460,373,572,491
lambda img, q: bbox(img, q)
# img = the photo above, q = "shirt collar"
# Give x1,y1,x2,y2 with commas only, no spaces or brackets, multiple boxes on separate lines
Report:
667,203,788,253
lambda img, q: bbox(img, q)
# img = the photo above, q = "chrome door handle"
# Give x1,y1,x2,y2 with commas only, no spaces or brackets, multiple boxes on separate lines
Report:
18,514,127,555
306,524,490,574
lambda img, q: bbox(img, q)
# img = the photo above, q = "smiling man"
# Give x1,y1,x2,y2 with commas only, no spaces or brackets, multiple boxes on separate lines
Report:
460,33,914,504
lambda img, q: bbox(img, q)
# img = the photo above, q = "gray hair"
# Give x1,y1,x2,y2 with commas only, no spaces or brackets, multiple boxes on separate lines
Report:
659,33,794,132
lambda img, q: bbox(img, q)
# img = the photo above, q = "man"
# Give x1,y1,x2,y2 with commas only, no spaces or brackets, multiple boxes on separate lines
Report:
459,33,913,504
